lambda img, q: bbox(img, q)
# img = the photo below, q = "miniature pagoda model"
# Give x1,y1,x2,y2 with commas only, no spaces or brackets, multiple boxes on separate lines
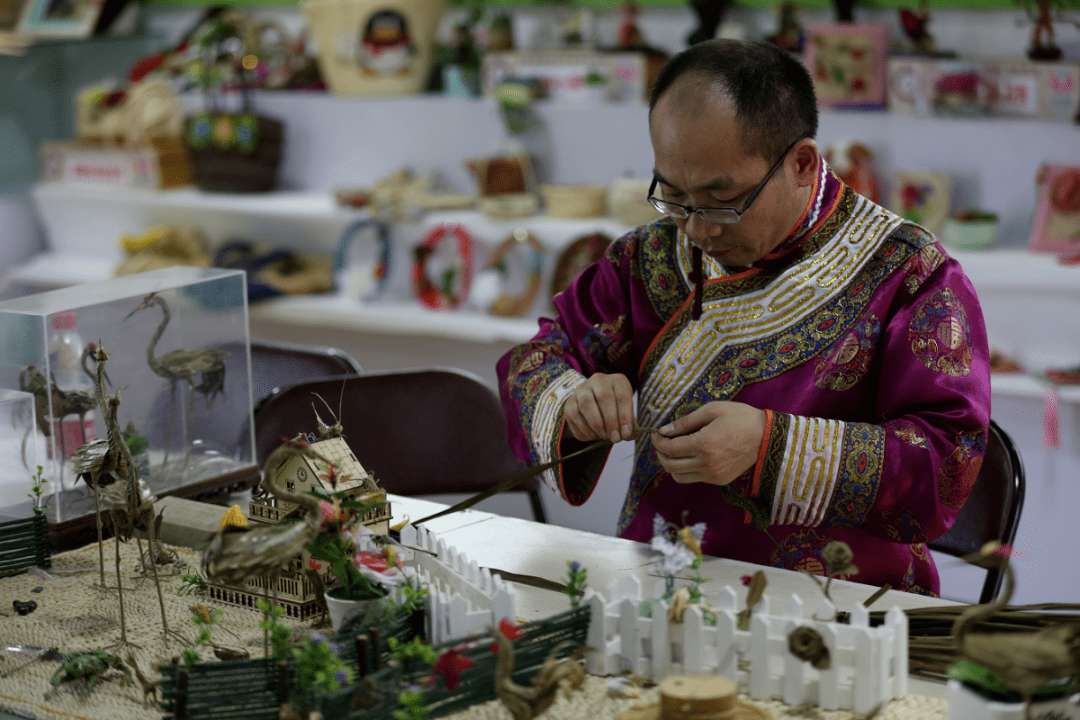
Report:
205,436,391,620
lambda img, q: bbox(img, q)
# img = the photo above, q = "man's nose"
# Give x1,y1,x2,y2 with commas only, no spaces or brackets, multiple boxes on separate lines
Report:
684,212,723,242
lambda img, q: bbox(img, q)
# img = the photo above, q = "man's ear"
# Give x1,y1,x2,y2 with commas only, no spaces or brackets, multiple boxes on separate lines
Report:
791,139,820,188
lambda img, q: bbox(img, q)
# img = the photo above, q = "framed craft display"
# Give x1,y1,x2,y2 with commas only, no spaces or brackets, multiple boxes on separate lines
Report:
550,233,612,302
16,0,102,38
0,0,28,30
804,24,889,108
333,218,392,301
892,169,952,236
480,228,545,318
412,223,474,310
1030,164,1080,262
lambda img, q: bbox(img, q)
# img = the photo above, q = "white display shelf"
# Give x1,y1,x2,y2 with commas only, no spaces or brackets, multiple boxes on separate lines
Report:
249,296,538,345
5,246,1080,402
30,182,638,260
990,371,1080,403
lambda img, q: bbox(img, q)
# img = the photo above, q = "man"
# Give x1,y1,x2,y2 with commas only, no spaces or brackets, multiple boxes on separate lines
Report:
497,39,990,596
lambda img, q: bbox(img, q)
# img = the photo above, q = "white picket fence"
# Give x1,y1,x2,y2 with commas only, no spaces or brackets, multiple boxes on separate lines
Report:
584,576,908,715
398,524,517,646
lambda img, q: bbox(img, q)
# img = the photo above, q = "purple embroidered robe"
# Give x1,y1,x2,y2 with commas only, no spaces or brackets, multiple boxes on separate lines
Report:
497,167,991,596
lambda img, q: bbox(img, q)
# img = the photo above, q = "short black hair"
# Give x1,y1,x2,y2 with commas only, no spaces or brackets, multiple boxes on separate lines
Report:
649,39,818,162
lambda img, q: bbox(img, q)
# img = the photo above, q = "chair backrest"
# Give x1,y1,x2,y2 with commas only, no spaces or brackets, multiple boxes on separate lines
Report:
252,368,544,519
928,419,1025,604
248,340,361,412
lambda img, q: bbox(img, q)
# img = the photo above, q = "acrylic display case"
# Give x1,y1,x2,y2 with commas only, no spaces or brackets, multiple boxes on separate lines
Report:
0,267,258,549
0,389,39,521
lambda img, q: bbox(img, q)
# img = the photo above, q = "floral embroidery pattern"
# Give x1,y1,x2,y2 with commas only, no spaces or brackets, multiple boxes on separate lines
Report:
895,543,938,597
938,428,987,509
909,288,973,377
890,420,930,449
605,236,636,268
878,509,926,543
582,315,632,370
814,314,881,391
769,528,831,575
903,243,946,294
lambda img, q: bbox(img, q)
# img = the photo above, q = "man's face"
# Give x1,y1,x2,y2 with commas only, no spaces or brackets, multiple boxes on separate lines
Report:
649,88,810,268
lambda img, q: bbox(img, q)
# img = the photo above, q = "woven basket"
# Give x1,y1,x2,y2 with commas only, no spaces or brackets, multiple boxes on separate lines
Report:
185,113,283,193
541,184,607,219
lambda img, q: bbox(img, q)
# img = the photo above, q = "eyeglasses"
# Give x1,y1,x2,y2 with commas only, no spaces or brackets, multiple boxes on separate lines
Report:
648,133,809,225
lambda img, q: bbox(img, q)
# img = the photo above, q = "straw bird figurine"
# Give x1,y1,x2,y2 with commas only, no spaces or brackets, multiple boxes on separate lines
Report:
953,542,1080,712
201,441,329,584
492,628,587,720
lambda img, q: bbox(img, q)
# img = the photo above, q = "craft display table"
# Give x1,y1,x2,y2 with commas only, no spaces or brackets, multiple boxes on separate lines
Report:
0,494,959,720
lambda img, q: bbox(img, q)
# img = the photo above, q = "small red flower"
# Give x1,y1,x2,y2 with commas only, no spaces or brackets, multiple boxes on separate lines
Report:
990,542,1020,558
741,574,754,586
319,500,343,527
355,550,388,573
490,617,523,654
434,646,474,690
309,559,322,570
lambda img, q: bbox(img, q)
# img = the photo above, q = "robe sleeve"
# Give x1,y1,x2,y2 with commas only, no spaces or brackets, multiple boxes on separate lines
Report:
748,249,991,544
497,236,644,506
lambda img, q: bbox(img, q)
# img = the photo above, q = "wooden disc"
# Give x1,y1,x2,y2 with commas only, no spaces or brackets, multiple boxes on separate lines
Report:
659,675,737,718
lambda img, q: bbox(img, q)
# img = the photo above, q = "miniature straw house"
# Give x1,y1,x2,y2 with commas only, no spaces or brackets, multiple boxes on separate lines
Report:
206,436,392,620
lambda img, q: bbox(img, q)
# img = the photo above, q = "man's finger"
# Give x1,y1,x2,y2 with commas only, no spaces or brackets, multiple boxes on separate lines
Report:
593,384,625,444
614,375,634,440
652,432,698,459
577,388,609,441
564,413,593,442
656,452,699,475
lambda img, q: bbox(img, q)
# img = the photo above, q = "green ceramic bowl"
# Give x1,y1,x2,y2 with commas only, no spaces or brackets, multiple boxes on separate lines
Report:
943,218,999,250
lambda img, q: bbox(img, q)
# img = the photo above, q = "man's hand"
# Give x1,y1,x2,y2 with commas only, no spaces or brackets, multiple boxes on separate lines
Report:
563,372,635,444
651,402,767,485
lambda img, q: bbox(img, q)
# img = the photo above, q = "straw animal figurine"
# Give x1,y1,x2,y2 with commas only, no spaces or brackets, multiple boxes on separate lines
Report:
953,541,1080,715
492,628,587,720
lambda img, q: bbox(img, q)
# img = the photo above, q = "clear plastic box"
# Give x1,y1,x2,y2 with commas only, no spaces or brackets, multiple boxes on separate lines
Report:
0,267,257,537
0,389,40,521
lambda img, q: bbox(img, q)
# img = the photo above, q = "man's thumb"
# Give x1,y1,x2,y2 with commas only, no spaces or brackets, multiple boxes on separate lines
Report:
659,407,711,437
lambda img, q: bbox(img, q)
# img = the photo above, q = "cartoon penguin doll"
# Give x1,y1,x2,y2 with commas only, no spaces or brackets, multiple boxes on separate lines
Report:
357,10,416,76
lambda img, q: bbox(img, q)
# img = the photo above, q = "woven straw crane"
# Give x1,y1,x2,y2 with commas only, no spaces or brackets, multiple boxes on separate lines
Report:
70,345,122,587
124,293,229,470
953,542,1080,717
70,344,174,647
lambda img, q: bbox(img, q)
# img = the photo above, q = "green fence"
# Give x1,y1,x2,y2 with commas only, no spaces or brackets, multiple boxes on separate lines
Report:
158,605,591,720
0,515,51,578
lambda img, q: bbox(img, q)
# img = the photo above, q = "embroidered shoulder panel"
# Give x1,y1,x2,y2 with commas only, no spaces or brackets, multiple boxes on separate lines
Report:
903,242,948,295
632,218,691,320
639,199,912,432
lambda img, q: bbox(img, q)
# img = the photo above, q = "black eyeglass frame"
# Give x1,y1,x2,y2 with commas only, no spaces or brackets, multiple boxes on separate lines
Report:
648,133,810,225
